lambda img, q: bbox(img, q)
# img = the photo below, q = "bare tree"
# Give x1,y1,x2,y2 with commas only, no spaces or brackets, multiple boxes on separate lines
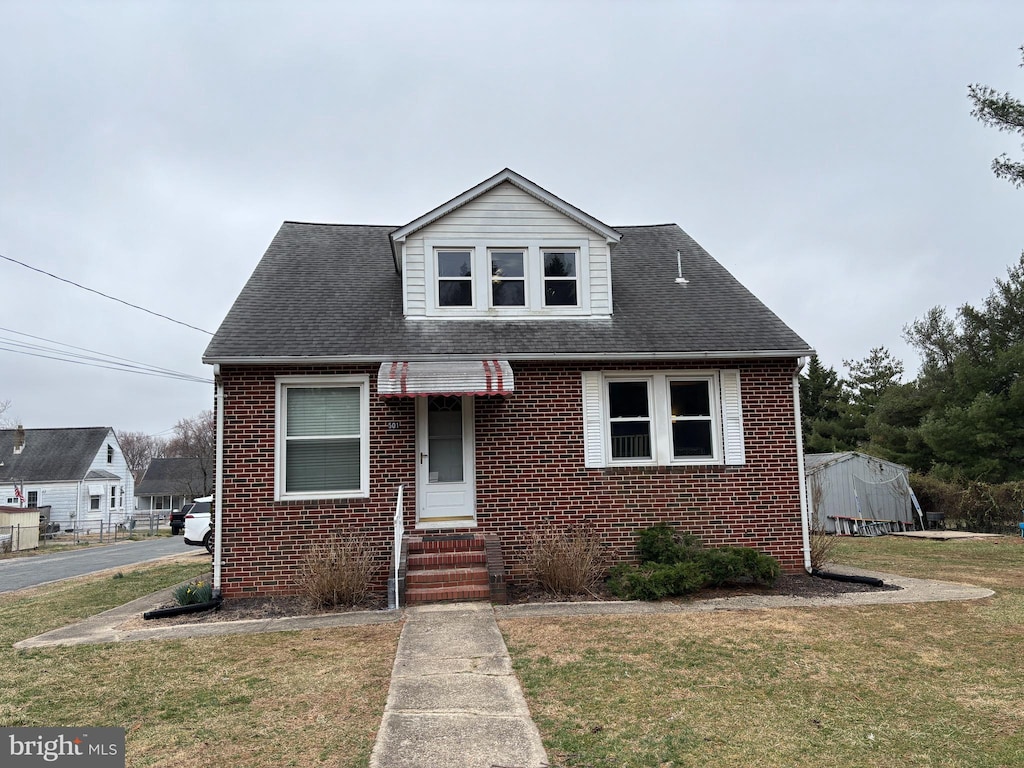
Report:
0,399,14,429
165,410,216,496
116,430,168,483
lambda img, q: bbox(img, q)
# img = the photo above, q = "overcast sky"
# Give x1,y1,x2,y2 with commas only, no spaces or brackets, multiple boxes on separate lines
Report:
2,1,1022,437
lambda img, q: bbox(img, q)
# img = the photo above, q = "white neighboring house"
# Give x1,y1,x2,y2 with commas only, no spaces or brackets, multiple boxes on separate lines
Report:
0,426,135,531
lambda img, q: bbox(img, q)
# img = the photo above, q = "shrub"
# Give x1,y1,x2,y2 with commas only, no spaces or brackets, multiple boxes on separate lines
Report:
173,578,213,606
296,535,375,608
807,472,838,569
607,561,705,600
528,524,607,597
608,525,780,600
911,473,1024,534
636,523,701,565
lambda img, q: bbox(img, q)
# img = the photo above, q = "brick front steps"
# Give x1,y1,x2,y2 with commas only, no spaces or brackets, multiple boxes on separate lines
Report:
401,533,507,605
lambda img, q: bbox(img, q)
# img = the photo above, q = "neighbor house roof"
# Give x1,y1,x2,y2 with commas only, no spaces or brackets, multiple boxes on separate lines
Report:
204,223,812,363
0,427,113,483
135,457,207,497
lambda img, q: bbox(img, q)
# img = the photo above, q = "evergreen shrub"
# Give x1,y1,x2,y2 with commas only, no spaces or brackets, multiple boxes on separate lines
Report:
609,524,780,600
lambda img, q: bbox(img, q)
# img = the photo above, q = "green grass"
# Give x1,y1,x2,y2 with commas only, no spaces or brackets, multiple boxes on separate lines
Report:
0,558,401,768
501,535,1024,767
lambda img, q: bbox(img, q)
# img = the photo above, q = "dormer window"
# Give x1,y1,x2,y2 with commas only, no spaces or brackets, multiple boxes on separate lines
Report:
542,250,579,307
489,250,526,307
426,242,590,316
391,169,620,320
437,250,473,307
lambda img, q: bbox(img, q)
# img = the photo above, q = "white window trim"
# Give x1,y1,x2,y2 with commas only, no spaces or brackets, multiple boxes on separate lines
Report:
423,238,592,317
541,249,582,309
487,248,528,309
434,248,475,309
582,370,745,468
275,375,371,501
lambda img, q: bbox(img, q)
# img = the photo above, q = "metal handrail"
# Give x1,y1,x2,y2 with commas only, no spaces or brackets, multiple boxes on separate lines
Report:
392,484,404,609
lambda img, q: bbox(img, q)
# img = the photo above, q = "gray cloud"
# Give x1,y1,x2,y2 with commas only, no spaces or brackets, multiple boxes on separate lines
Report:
2,0,1022,433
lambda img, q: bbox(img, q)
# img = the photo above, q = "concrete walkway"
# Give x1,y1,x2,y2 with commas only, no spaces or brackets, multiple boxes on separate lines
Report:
14,565,994,649
369,603,548,768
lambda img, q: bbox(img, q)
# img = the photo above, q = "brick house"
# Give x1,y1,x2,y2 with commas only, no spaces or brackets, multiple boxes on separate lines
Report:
203,169,815,603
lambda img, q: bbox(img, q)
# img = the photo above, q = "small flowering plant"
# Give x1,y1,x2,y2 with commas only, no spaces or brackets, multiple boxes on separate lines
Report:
173,578,213,606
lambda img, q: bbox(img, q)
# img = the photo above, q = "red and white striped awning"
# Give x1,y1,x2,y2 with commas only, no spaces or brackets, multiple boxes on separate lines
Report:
377,360,514,397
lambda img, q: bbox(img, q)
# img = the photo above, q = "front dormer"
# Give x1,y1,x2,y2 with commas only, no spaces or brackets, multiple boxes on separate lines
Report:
390,169,621,319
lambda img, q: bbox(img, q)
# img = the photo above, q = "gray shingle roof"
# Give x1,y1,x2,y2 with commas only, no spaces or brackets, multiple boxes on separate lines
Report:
135,457,207,496
203,222,812,362
0,428,112,483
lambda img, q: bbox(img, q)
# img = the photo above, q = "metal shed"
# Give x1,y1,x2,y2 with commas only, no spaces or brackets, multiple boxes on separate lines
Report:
805,452,918,534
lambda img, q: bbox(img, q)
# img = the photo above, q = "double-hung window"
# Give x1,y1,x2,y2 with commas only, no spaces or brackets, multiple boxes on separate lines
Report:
542,250,578,306
608,381,653,460
489,249,526,307
277,376,369,499
669,380,714,459
582,370,744,468
437,250,473,307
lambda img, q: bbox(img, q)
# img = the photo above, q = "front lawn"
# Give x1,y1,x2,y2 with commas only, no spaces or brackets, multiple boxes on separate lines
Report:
501,535,1024,767
0,559,400,768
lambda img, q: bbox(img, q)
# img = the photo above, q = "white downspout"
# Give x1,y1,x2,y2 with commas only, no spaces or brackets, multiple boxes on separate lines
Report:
793,358,812,573
213,364,225,598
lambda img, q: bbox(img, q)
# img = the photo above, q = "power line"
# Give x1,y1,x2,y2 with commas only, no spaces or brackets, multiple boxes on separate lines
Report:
0,343,212,383
0,251,214,335
0,326,212,384
0,326,206,380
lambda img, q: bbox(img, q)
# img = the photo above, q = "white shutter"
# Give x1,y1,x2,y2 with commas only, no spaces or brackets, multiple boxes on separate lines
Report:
581,371,606,468
720,369,745,465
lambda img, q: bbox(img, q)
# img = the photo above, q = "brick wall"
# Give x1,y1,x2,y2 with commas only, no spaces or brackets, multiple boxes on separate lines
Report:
216,359,806,598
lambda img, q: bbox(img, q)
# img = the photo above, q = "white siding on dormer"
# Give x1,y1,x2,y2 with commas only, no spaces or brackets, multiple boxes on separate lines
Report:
402,182,612,318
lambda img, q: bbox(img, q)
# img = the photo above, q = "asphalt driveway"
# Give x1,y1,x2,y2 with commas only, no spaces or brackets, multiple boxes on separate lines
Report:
0,536,201,594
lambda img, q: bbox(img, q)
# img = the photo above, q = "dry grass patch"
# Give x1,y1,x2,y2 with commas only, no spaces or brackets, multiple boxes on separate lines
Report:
501,536,1024,767
1,560,401,768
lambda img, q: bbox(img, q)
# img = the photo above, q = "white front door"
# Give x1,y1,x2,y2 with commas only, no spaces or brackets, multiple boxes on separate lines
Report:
416,395,476,528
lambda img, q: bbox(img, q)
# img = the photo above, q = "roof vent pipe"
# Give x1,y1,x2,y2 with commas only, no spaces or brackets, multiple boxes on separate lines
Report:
674,251,689,284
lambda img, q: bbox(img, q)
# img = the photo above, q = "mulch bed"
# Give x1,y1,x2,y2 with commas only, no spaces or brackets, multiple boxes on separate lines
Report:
507,572,901,605
135,571,899,627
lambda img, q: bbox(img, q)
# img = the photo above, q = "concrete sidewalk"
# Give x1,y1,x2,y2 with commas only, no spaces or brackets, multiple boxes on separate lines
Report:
369,602,548,768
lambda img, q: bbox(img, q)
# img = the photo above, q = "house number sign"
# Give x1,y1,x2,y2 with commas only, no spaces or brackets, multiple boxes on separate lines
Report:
387,421,400,431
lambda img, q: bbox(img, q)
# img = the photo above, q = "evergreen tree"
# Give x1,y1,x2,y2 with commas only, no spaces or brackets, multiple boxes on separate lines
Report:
968,44,1024,188
799,355,858,453
843,347,904,414
905,254,1024,481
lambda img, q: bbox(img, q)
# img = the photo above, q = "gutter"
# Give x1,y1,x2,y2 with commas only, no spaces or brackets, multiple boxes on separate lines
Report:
792,358,812,573
203,348,817,366
213,364,224,598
